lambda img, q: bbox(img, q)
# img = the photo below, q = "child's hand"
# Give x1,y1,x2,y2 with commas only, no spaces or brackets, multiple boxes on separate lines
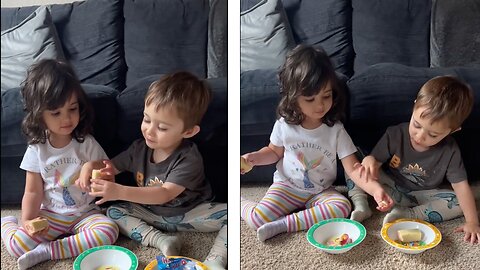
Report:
454,222,480,244
75,162,94,192
23,217,49,237
96,160,116,182
373,190,394,212
240,154,255,174
90,179,121,205
361,155,381,181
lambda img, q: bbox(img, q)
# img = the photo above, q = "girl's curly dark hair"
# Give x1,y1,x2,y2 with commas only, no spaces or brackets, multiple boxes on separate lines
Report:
277,45,345,126
21,59,94,144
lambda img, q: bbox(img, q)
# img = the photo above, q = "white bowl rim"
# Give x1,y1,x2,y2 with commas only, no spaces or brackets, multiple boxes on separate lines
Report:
381,218,442,251
73,245,138,270
306,218,367,251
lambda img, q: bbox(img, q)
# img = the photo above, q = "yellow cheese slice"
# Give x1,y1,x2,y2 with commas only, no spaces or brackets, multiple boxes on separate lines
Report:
397,229,422,242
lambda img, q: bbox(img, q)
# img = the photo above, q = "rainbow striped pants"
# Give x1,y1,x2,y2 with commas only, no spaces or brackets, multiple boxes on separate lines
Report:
241,182,351,232
1,209,119,259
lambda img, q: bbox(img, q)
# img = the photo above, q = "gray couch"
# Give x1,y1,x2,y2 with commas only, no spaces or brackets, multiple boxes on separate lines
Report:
1,0,228,204
240,0,480,184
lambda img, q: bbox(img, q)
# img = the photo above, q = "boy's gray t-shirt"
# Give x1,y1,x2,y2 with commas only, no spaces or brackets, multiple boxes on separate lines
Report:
112,139,212,216
371,123,467,191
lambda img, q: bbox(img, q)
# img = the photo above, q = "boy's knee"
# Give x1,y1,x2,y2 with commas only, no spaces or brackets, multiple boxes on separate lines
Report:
106,205,128,220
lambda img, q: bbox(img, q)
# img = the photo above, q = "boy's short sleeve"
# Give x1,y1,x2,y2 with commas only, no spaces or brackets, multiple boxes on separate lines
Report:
112,139,143,173
445,141,468,183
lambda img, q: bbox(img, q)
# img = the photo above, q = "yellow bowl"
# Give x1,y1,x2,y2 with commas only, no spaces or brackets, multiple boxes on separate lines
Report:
144,256,208,270
381,218,442,254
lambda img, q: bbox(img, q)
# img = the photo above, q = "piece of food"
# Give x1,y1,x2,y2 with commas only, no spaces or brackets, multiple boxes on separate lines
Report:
397,229,422,242
326,233,352,247
91,169,103,192
378,200,387,207
96,266,119,270
240,157,253,173
26,217,48,233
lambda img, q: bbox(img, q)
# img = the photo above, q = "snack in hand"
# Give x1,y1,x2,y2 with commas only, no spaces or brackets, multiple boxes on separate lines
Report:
91,169,103,192
26,217,48,234
240,157,253,173
378,200,388,208
397,229,422,242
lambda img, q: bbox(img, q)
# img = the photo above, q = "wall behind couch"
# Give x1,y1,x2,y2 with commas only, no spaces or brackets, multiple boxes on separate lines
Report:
1,0,81,8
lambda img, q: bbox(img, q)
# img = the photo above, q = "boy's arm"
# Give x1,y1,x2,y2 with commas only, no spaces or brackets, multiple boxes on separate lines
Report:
91,181,185,205
342,154,394,211
451,181,479,225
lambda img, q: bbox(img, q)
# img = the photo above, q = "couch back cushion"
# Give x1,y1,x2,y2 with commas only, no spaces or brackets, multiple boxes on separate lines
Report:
430,0,480,67
352,0,431,74
1,0,125,91
123,0,209,86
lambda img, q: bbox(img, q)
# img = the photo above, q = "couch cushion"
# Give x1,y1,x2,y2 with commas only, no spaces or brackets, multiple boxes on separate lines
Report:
281,0,354,77
240,0,295,72
352,0,431,74
207,0,228,78
430,0,480,67
1,84,119,158
1,6,64,92
123,0,209,86
1,0,125,91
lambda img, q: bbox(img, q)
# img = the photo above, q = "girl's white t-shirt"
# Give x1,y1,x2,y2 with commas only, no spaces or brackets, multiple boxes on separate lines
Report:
270,118,357,194
20,135,108,215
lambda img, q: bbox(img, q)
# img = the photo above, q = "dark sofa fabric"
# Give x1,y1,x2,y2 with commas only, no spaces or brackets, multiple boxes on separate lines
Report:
1,0,227,204
123,0,209,87
240,0,480,184
1,0,126,91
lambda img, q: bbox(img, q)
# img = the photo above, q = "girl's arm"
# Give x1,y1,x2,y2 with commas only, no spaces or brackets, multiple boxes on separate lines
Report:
21,172,44,225
90,180,185,205
451,180,480,243
242,143,284,167
341,154,394,211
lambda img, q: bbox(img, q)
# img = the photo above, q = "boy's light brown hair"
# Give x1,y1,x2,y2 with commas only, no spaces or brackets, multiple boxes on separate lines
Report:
414,76,474,130
145,71,212,130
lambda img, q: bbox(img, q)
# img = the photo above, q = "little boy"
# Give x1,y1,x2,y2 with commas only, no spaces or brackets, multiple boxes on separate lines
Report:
77,72,228,268
348,75,479,244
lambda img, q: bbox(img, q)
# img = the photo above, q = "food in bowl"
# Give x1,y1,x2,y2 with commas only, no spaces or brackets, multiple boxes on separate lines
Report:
144,256,208,270
381,218,441,254
307,218,366,254
73,245,138,270
326,233,352,247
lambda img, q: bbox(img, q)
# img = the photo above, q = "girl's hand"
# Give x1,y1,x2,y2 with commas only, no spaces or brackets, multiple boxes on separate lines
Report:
454,223,480,244
373,190,394,212
361,156,380,181
75,163,94,192
23,218,49,237
240,154,255,175
90,179,122,205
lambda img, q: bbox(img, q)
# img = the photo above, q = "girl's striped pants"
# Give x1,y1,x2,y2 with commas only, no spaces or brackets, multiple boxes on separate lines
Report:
1,209,119,259
241,182,351,231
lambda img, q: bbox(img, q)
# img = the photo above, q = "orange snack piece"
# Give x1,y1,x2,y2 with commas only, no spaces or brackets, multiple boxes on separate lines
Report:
26,217,48,233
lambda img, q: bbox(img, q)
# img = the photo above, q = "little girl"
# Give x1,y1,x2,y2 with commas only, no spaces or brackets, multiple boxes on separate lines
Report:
240,45,394,241
1,59,119,269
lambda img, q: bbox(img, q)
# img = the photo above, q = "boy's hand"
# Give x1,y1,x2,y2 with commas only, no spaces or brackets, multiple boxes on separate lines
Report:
90,179,121,205
373,190,394,212
240,154,255,174
361,155,381,181
98,160,116,182
454,222,480,244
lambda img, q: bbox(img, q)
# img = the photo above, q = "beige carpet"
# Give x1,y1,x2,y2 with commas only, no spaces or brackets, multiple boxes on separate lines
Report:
241,184,480,270
1,206,216,270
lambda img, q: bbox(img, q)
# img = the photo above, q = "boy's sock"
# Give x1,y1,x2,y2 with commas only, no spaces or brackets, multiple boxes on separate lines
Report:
17,242,51,270
349,194,372,222
204,226,227,270
383,207,413,225
141,225,181,256
257,217,287,242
